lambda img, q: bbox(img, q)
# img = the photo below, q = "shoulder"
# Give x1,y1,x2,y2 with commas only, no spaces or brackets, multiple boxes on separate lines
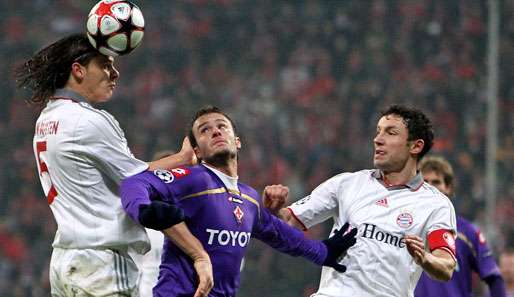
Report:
237,182,261,210
457,216,482,239
77,104,122,131
325,170,364,184
316,169,370,191
185,165,212,180
238,183,259,199
67,104,126,142
457,216,475,229
152,165,203,182
419,183,454,207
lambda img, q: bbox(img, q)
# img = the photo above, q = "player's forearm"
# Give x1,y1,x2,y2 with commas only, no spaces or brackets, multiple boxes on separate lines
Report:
164,223,214,297
257,211,327,265
278,208,305,230
148,152,191,171
163,222,211,262
421,249,456,281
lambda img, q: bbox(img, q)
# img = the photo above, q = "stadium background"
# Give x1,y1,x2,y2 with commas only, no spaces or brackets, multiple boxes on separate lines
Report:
0,0,513,296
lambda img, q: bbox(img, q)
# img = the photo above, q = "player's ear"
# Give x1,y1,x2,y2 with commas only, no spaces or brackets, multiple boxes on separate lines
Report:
70,62,86,81
235,136,241,150
410,139,424,155
193,145,202,160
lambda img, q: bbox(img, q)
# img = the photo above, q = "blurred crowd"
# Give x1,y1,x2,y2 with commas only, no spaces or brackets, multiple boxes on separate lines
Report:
0,0,513,296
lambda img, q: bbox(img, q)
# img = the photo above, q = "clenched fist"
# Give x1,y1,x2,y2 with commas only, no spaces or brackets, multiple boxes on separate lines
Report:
263,184,289,215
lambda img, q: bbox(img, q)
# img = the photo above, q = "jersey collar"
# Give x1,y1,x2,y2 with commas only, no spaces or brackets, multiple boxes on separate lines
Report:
371,169,424,191
51,88,89,104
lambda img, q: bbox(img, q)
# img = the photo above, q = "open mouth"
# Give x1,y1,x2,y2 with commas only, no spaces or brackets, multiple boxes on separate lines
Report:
374,149,385,157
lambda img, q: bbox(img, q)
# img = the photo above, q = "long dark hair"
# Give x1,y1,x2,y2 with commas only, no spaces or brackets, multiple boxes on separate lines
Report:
14,33,99,105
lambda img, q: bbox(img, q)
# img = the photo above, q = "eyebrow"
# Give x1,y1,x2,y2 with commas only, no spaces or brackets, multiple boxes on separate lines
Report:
377,124,401,131
196,118,229,131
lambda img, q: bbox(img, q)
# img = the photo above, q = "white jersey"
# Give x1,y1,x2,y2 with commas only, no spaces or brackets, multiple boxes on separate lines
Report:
33,89,150,254
288,169,456,297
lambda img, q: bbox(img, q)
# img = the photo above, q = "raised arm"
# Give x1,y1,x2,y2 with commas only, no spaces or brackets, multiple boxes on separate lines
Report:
148,137,197,171
263,185,307,230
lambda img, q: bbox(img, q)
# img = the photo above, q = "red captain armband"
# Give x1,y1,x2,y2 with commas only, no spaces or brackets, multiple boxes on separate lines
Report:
427,229,456,259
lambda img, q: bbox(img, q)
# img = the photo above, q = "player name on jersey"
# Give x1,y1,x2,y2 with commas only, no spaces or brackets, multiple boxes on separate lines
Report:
35,120,60,136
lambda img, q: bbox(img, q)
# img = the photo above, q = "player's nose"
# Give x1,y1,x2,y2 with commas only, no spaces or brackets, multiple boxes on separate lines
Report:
212,128,222,137
110,66,119,80
373,133,384,146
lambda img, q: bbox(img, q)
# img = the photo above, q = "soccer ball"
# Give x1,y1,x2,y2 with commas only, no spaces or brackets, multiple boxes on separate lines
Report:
86,0,144,56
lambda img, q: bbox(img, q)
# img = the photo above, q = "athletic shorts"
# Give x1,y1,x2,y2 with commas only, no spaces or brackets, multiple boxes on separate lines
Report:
50,247,140,297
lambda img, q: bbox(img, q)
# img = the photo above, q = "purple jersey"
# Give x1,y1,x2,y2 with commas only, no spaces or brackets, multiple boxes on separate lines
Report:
415,216,503,297
121,165,327,297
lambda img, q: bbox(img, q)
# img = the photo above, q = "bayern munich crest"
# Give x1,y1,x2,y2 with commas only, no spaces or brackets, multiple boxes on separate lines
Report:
153,169,174,183
396,212,413,228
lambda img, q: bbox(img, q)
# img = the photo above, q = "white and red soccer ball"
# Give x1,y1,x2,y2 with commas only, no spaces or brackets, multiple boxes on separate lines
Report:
86,0,144,56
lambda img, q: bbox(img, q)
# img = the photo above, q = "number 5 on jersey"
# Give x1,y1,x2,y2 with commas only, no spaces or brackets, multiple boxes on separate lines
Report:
35,141,58,204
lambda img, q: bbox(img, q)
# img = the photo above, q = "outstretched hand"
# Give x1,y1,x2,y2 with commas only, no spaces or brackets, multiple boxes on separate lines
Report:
322,223,358,272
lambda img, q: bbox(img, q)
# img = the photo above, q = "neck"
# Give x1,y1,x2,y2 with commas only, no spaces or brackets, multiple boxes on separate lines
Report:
64,83,90,102
383,159,417,186
65,80,96,104
204,159,238,177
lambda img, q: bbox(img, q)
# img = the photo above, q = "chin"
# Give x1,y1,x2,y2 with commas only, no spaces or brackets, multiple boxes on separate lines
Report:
97,94,113,103
374,161,390,171
204,150,233,167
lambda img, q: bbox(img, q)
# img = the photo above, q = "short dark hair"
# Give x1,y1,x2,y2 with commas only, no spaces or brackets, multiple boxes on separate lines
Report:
380,104,434,160
419,156,455,189
14,33,101,105
188,106,237,148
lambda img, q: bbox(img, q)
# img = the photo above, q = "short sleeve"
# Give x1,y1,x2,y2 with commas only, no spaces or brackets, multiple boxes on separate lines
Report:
288,173,346,229
425,197,457,257
75,112,148,184
426,198,457,235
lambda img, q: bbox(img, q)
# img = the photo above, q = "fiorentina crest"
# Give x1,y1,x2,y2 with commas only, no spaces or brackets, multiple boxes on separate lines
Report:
233,206,244,224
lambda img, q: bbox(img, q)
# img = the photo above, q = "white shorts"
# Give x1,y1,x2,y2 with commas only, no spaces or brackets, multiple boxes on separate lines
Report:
50,247,140,297
134,229,164,297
